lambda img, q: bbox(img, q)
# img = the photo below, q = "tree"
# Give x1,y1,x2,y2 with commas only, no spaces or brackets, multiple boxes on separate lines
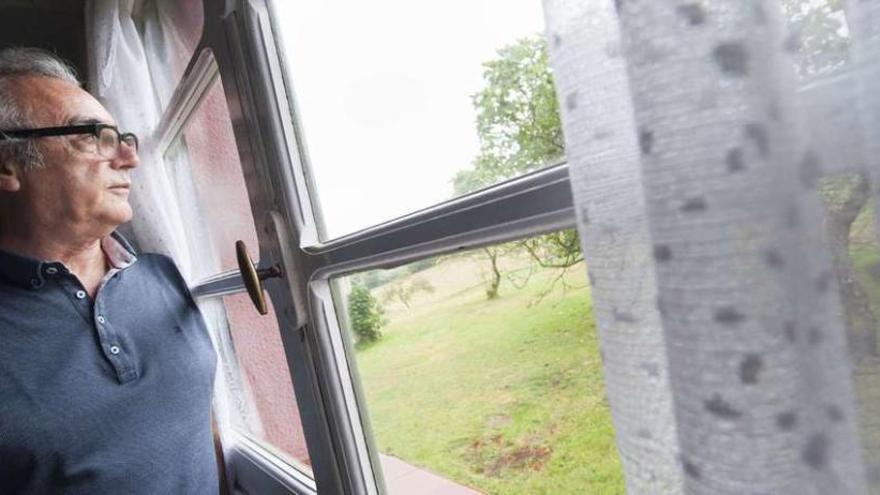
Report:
347,284,385,345
381,277,435,309
781,0,878,357
454,36,565,192
782,0,848,77
454,36,582,300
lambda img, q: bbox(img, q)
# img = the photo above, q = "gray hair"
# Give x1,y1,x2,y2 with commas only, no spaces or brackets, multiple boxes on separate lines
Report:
0,47,80,170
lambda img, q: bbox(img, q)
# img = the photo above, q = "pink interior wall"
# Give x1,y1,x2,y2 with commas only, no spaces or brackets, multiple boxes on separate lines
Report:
165,0,311,471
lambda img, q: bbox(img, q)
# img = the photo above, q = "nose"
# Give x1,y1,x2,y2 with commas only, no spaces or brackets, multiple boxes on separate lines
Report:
110,141,139,170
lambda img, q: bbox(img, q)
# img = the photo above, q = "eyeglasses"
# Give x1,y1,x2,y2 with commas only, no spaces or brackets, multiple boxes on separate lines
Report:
0,123,139,159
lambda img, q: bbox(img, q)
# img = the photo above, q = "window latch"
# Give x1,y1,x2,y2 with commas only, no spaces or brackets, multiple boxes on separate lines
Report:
236,240,282,315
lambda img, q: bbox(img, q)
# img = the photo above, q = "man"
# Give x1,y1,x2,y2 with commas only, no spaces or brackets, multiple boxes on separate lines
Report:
0,47,222,493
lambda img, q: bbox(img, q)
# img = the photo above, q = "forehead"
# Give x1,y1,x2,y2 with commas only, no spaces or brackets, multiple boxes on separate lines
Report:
9,75,116,126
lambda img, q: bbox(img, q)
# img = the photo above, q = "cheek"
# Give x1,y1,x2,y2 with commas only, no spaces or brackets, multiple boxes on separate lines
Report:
51,172,105,217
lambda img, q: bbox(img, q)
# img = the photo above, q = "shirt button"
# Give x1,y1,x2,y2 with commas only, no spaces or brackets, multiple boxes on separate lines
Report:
97,315,106,324
30,278,42,288
75,290,87,299
45,267,58,275
109,345,120,355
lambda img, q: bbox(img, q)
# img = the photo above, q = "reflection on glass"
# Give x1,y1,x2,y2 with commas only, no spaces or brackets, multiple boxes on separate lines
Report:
271,0,564,239
335,230,620,494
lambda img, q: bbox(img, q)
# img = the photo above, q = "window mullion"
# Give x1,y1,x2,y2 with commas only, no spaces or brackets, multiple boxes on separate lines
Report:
309,163,576,280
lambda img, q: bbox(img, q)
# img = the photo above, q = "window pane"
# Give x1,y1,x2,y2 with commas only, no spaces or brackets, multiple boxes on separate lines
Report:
825,174,880,490
334,231,621,493
271,1,563,239
220,292,313,474
144,0,204,108
164,78,259,278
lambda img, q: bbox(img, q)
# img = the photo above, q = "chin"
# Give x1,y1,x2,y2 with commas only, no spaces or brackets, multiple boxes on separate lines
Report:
101,205,134,230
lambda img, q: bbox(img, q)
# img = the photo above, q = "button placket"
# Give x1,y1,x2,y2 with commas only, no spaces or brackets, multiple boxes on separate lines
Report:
56,277,93,324
94,296,136,382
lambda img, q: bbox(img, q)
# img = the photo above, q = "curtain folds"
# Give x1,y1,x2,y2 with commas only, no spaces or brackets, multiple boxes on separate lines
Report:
544,0,879,493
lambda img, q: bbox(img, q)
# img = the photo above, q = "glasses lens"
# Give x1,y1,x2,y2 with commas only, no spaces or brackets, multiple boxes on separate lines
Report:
98,127,119,158
121,133,138,153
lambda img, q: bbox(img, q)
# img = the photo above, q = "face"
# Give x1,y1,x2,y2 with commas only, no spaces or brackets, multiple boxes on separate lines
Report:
1,76,139,239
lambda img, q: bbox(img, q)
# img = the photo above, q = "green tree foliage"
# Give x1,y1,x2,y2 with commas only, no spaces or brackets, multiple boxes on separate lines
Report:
453,36,565,194
453,35,582,300
781,0,847,76
347,284,386,345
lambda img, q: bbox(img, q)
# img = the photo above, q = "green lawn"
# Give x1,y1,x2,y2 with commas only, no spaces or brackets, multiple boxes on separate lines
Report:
352,257,624,494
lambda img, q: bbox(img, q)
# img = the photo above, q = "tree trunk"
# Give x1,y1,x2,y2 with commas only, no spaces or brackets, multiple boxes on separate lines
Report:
823,175,878,359
484,247,501,299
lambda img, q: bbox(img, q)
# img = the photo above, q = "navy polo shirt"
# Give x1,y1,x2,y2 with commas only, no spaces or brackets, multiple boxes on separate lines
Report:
0,233,218,494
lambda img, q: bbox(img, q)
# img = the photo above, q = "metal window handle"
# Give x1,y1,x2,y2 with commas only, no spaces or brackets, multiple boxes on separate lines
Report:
235,240,282,315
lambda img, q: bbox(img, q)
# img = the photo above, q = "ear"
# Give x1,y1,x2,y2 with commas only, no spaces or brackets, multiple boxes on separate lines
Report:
0,160,22,192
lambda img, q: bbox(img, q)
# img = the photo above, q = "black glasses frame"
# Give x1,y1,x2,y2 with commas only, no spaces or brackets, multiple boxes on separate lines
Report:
0,123,139,154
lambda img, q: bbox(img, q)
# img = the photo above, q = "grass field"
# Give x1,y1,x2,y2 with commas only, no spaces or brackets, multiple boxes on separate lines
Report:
350,254,624,495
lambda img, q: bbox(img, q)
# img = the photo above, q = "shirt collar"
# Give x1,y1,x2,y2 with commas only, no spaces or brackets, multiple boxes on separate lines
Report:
0,231,138,289
102,232,137,270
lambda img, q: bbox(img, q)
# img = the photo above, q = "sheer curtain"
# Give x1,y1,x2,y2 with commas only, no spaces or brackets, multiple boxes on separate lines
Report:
85,0,192,270
84,0,262,471
544,0,880,493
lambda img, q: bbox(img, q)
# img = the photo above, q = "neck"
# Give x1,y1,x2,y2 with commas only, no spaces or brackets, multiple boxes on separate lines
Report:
0,223,110,294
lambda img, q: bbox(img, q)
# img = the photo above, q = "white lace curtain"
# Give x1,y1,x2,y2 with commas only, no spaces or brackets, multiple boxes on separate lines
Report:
544,0,880,493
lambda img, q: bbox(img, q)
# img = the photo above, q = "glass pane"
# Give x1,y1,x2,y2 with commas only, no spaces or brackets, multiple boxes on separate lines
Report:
334,230,621,494
164,78,311,474
271,1,563,239
220,292,313,473
164,78,260,278
824,173,880,489
783,2,879,489
144,0,204,108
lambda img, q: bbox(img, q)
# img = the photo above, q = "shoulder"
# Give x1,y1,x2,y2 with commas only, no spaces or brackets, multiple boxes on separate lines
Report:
130,253,194,300
137,252,178,268
136,253,185,278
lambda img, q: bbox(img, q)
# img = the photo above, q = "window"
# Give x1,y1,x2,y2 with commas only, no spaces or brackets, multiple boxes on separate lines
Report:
334,233,620,494
142,0,880,492
146,0,583,493
270,0,563,239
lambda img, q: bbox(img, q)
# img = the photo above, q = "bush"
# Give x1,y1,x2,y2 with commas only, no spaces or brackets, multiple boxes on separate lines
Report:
347,284,386,344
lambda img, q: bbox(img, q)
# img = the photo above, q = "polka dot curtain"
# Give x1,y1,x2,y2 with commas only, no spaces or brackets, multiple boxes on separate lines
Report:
543,0,880,493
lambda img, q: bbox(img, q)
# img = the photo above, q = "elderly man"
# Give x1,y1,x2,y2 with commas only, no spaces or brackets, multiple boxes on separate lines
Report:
0,47,221,493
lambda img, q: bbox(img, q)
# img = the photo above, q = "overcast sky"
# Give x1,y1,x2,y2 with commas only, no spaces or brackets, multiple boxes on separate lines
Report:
272,1,547,239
